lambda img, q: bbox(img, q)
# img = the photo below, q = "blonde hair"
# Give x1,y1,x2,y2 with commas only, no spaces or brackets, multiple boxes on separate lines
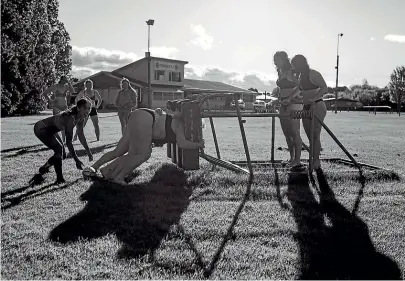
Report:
120,77,134,91
84,79,93,89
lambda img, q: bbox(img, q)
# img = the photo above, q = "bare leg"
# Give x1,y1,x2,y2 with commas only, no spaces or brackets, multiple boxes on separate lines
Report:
312,102,327,169
118,112,128,135
90,115,100,141
91,127,130,170
102,110,153,183
289,104,303,167
302,102,327,169
290,118,303,167
54,133,66,159
279,106,294,162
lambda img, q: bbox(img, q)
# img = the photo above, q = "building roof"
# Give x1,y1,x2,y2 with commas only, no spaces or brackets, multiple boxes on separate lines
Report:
73,72,256,94
183,79,256,94
113,56,189,74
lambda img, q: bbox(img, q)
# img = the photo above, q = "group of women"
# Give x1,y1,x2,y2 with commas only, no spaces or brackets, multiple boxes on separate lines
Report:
32,76,203,185
32,53,327,184
274,52,328,171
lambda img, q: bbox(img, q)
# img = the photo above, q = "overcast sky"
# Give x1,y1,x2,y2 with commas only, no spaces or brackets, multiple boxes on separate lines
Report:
59,0,405,91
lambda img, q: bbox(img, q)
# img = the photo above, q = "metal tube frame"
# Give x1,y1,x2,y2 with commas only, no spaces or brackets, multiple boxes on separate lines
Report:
195,92,383,178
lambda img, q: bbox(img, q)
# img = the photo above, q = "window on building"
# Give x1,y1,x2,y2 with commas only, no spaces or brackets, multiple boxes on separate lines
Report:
153,92,163,100
163,92,173,101
169,71,181,82
154,70,165,81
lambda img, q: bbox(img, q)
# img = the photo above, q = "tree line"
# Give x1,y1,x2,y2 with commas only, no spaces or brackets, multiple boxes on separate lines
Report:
1,0,72,117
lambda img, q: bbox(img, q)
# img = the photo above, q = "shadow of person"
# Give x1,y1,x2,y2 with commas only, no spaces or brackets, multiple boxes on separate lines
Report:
49,164,191,260
287,169,402,280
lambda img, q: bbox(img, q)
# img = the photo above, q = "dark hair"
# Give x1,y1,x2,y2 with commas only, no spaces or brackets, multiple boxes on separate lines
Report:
291,54,310,74
274,51,292,78
66,98,91,116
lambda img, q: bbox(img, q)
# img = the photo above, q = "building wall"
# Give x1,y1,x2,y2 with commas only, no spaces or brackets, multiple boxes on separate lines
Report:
150,58,186,87
115,60,148,83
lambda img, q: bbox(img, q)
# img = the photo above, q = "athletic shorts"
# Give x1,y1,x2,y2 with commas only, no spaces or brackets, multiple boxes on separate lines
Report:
89,107,98,116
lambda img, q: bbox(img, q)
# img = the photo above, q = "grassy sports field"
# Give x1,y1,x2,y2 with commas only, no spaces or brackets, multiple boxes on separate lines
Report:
1,111,404,279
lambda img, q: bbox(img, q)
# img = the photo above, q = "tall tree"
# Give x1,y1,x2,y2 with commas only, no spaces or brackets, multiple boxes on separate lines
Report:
389,66,405,105
1,0,72,117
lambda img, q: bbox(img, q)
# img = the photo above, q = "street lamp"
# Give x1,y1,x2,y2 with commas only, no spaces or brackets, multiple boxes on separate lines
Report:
146,19,154,109
335,33,343,114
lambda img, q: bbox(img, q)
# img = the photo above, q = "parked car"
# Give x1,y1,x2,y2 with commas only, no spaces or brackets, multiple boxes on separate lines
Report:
231,99,246,110
253,100,266,112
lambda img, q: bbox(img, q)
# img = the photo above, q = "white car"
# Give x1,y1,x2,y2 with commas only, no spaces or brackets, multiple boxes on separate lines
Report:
231,99,246,110
253,100,266,112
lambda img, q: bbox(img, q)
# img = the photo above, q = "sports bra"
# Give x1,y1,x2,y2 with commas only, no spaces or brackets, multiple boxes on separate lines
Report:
139,109,177,146
276,78,297,89
299,70,320,91
55,85,67,98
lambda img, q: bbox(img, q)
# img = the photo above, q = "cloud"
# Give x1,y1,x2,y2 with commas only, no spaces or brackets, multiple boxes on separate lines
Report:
188,24,214,50
71,46,278,92
185,65,277,92
71,46,140,73
384,34,405,44
71,46,179,78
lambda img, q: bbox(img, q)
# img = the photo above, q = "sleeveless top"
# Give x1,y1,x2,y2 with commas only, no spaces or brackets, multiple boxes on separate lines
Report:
83,89,97,106
55,85,66,96
299,70,320,91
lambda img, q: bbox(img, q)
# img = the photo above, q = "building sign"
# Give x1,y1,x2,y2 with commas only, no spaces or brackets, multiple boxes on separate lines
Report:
155,61,179,71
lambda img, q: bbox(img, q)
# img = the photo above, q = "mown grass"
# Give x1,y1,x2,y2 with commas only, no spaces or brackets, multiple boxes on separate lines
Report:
1,111,404,279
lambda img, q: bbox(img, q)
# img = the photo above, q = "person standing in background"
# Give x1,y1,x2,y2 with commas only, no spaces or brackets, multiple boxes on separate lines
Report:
115,78,138,135
73,79,102,141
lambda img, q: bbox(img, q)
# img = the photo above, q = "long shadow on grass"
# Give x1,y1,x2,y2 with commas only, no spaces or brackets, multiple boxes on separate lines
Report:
1,179,81,210
49,164,192,260
0,144,42,153
287,169,402,280
1,142,118,159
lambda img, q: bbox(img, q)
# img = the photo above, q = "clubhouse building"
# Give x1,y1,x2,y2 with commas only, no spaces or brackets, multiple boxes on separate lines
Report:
73,55,257,110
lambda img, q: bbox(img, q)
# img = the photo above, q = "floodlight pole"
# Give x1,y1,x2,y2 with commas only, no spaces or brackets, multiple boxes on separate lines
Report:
146,19,154,109
335,33,343,114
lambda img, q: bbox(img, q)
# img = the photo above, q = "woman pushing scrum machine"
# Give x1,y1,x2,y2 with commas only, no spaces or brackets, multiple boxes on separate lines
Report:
83,101,204,184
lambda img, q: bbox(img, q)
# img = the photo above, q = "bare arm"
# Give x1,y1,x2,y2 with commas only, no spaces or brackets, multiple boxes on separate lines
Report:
309,70,328,100
174,121,204,150
65,118,80,162
66,82,75,93
76,121,92,159
94,90,102,109
115,90,122,109
129,89,138,109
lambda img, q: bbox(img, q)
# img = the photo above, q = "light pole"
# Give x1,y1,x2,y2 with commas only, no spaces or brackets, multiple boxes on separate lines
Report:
146,19,154,109
335,33,343,114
